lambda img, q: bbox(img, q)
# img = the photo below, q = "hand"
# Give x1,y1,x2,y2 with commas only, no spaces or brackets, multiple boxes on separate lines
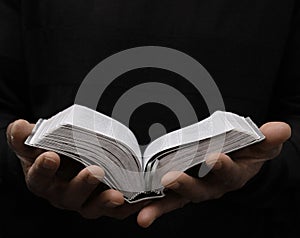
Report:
136,121,291,228
6,119,148,219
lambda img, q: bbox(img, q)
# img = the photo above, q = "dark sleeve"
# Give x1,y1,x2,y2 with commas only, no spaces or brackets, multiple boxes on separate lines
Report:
260,0,300,193
0,0,29,186
243,4,300,230
272,1,300,189
223,1,300,210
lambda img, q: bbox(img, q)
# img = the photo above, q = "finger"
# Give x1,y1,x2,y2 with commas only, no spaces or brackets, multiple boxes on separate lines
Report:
26,151,61,197
161,154,242,201
209,154,251,190
62,165,105,210
80,189,125,218
259,121,291,149
6,119,43,161
137,193,189,228
105,200,151,220
161,171,212,202
231,122,291,160
197,153,223,177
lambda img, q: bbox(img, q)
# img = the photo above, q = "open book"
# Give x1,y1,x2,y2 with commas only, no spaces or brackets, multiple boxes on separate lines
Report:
25,104,265,203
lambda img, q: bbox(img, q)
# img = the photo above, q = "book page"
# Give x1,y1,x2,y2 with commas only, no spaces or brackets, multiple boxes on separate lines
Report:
63,104,142,159
143,112,265,193
25,104,143,172
25,104,146,197
142,111,235,169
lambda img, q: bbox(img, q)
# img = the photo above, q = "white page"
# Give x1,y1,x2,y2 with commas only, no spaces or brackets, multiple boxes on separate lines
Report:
143,111,234,167
62,104,142,159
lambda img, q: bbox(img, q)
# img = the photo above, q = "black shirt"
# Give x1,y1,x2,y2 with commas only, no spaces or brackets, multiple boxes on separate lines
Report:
0,0,300,237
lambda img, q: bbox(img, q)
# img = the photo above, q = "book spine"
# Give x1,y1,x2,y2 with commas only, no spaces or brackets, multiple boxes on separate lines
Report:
144,159,160,191
24,118,45,145
245,117,265,139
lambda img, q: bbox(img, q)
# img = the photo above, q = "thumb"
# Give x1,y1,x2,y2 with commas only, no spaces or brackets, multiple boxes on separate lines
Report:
259,121,291,149
6,119,43,161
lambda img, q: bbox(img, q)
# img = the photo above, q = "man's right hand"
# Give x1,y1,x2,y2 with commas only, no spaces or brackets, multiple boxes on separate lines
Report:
6,119,148,219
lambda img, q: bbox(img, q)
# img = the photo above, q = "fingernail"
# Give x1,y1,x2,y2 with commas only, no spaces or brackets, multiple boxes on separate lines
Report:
167,181,180,189
86,173,101,185
148,218,155,227
213,161,222,170
43,157,57,169
104,201,123,208
161,171,182,188
206,159,222,169
86,165,105,181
